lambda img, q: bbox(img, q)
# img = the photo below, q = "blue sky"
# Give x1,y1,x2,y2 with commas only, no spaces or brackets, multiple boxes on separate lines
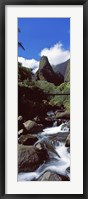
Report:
18,18,70,72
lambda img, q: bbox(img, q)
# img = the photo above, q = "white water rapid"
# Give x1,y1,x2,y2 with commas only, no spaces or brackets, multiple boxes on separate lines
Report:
18,123,70,181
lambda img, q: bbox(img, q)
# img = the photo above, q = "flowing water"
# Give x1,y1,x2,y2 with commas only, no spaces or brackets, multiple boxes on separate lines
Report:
18,122,70,181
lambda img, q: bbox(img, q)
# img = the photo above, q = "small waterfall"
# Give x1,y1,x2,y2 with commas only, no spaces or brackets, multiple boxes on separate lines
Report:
18,143,70,181
18,122,70,181
41,123,69,136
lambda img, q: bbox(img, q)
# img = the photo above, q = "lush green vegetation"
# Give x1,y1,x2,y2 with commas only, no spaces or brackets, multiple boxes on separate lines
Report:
64,59,70,82
49,95,70,112
35,80,56,93
57,82,70,93
18,57,70,119
18,62,32,83
35,80,70,94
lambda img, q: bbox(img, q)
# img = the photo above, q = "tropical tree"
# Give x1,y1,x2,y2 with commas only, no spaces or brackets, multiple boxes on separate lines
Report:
18,28,25,50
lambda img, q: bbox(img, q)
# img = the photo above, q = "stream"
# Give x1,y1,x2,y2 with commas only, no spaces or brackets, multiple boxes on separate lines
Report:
18,122,70,181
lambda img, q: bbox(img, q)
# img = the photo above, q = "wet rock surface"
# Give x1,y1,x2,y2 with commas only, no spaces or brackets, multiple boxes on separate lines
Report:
65,134,70,147
23,120,43,134
18,129,24,137
18,134,38,145
18,115,70,181
38,171,69,181
18,144,49,172
66,167,70,173
38,171,62,181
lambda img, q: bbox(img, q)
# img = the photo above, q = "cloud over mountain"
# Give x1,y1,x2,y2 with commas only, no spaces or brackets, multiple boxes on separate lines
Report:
18,57,39,73
40,43,70,66
18,42,70,73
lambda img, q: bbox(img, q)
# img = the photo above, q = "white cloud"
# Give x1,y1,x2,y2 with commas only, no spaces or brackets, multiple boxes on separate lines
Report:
18,57,39,73
18,42,70,74
40,42,70,65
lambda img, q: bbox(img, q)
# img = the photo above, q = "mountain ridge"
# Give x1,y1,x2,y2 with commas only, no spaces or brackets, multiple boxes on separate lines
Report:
34,56,64,86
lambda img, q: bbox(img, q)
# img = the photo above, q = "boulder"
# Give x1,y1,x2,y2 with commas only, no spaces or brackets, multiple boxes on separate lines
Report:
18,144,49,173
18,134,38,145
35,143,44,150
59,174,70,181
66,167,70,173
18,129,24,137
61,123,69,132
33,115,52,127
49,132,69,143
35,141,60,158
67,147,70,153
48,136,60,147
38,171,62,181
18,115,23,121
67,120,70,130
65,134,70,147
48,173,62,181
57,119,62,126
55,111,70,119
23,120,43,134
33,116,41,123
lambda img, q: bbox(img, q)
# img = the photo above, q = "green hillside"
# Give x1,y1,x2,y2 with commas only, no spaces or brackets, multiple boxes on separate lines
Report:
64,59,70,82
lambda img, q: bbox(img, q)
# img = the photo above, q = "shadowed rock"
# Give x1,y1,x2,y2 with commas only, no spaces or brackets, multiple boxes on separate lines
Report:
34,56,64,86
23,120,43,134
65,134,70,147
38,171,69,181
18,144,49,173
18,134,38,145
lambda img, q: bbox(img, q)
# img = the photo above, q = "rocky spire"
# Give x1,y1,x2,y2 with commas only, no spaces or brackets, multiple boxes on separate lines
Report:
34,56,64,86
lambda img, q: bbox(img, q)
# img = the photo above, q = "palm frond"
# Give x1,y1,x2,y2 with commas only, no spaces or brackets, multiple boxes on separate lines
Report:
18,42,25,51
18,28,21,33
